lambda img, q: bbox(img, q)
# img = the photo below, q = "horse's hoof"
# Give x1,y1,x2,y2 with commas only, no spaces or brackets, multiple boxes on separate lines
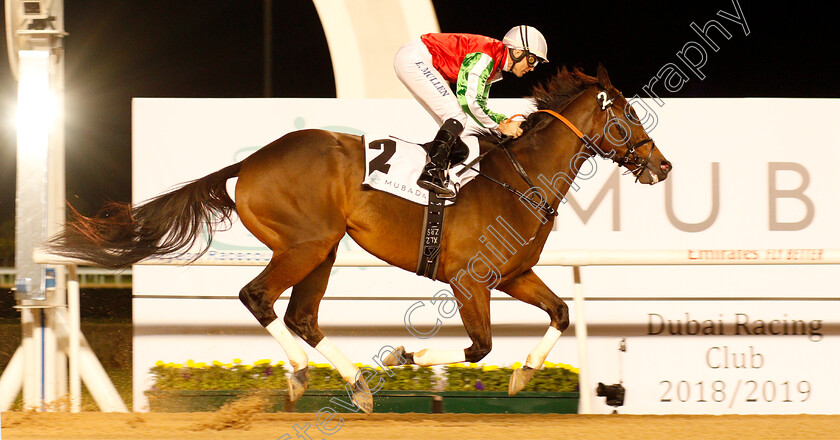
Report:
508,366,537,396
382,346,407,367
288,368,310,402
351,378,374,414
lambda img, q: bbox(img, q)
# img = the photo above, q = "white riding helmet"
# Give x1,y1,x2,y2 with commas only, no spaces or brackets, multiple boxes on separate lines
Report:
502,25,548,63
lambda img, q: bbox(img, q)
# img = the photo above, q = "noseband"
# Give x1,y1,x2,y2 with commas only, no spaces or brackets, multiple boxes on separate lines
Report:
596,90,655,182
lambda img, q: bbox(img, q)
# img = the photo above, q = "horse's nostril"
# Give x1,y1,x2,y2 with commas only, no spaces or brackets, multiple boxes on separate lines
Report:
661,161,672,173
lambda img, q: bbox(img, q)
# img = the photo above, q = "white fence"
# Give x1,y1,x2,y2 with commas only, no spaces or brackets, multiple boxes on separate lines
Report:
31,248,840,413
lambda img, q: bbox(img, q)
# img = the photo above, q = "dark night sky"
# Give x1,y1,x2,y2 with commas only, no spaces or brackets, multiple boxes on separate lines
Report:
0,0,838,224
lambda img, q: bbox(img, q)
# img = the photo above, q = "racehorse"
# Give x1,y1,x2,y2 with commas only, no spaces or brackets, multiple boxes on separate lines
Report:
48,64,671,413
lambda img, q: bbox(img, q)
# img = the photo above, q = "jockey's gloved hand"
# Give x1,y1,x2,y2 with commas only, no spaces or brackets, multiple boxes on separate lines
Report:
499,118,523,138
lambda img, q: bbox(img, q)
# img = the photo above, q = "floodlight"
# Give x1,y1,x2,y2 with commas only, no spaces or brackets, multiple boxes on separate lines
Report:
15,50,52,156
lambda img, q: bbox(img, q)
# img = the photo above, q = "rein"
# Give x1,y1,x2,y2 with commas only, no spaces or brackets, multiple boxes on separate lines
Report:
456,111,583,221
460,110,589,220
535,109,585,138
458,89,655,220
538,94,655,182
461,140,557,220
467,162,557,219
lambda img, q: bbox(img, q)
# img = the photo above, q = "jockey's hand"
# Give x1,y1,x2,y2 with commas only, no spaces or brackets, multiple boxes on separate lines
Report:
499,119,523,138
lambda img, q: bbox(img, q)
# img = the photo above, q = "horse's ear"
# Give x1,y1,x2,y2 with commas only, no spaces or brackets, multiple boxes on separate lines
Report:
597,63,612,89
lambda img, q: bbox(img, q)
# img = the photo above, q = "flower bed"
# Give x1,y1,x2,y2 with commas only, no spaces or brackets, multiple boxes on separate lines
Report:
150,358,287,391
146,359,579,413
444,362,578,392
307,363,437,391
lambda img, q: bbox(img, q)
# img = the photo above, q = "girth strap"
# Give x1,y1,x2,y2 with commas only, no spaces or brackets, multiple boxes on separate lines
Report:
415,192,446,279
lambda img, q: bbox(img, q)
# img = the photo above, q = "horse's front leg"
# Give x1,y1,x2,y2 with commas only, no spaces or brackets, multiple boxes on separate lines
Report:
496,269,570,395
384,279,492,367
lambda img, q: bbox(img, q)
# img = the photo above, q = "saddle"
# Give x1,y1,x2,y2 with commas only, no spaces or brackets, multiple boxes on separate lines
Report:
362,135,478,207
360,133,554,279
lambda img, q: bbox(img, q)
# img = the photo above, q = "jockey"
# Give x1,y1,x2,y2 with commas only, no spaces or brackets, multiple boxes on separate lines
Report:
394,25,548,198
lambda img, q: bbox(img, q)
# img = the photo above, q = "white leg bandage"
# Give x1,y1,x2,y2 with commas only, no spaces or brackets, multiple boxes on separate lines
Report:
413,349,466,367
315,337,360,383
265,319,308,371
525,327,562,369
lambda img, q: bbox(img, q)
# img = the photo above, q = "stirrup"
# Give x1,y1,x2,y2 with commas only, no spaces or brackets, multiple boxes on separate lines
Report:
437,183,458,200
418,178,456,199
418,163,456,198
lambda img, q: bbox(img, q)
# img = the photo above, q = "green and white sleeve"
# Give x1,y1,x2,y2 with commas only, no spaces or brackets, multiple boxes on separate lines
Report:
456,52,507,129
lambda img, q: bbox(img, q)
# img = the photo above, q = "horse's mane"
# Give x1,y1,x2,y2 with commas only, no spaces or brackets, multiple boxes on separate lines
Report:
530,66,599,114
477,66,599,144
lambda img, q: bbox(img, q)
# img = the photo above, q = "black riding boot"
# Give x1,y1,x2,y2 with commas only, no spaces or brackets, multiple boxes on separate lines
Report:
417,119,464,198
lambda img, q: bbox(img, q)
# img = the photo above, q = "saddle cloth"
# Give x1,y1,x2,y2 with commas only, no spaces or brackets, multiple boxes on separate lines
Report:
362,134,479,206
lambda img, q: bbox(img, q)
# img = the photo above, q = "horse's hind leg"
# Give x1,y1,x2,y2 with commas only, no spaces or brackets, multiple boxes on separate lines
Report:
283,247,374,413
497,269,569,395
238,246,333,402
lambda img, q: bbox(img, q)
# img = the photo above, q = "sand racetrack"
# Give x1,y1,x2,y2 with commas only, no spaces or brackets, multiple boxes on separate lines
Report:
3,412,840,440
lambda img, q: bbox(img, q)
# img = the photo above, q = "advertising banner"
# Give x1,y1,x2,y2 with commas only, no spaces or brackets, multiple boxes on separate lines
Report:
132,97,840,413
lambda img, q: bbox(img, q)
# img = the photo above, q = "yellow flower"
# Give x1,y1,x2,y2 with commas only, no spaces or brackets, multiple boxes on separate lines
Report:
155,360,164,367
555,363,578,373
244,365,253,370
511,362,523,370
172,363,183,369
186,359,195,368
468,363,478,369
315,363,332,369
233,358,242,364
544,361,555,368
254,359,271,365
195,362,207,368
482,365,499,372
224,363,233,369
212,360,223,366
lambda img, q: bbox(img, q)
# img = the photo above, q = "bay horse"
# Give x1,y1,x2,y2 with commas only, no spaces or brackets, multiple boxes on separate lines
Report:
48,64,671,413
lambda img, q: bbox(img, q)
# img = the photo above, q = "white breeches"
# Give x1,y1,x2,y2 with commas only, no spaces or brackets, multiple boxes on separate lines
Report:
394,39,482,163
394,39,465,127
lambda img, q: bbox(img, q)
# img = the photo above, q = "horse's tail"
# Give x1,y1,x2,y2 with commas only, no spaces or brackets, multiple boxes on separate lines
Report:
47,163,242,269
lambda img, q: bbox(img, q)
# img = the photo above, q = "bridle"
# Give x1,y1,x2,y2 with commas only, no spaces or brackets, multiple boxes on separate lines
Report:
457,88,657,221
594,90,656,182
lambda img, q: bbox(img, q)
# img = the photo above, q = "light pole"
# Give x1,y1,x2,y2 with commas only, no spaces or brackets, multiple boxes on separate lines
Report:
5,0,66,411
1,0,128,414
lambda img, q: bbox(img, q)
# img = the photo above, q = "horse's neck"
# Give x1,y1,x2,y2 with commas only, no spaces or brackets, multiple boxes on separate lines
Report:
467,104,597,255
509,103,599,208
